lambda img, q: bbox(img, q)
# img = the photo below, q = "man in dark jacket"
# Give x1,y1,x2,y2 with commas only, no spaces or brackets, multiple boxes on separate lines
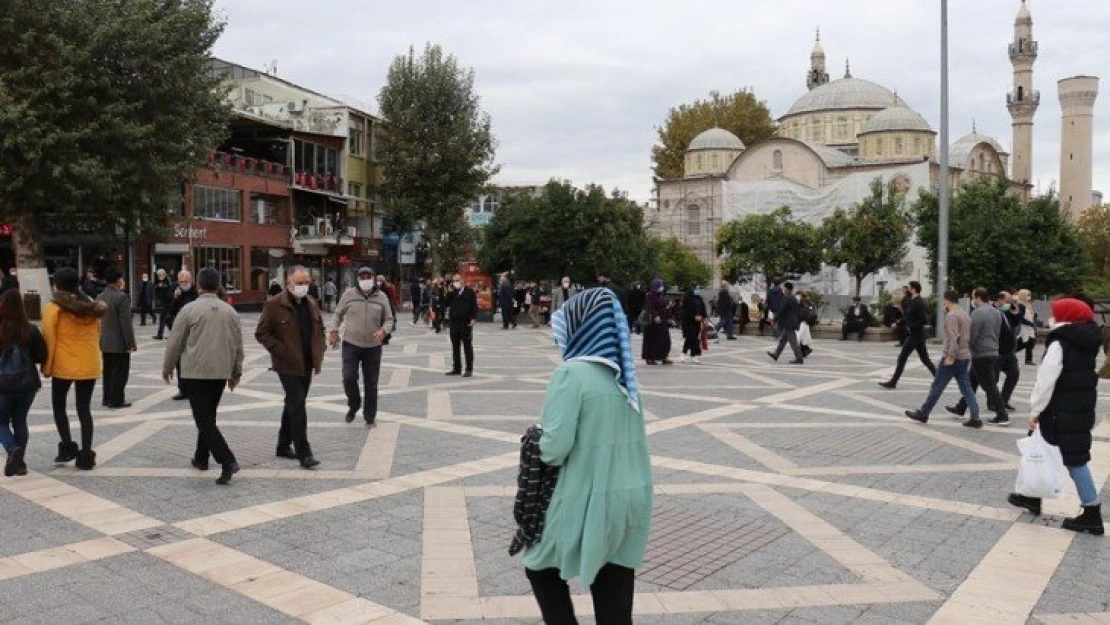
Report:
445,276,478,376
765,281,784,338
96,268,137,408
841,296,872,341
498,274,517,330
152,268,174,339
626,283,645,334
137,272,155,326
256,266,325,469
410,278,423,325
766,282,804,364
880,281,937,389
167,270,199,400
714,281,736,341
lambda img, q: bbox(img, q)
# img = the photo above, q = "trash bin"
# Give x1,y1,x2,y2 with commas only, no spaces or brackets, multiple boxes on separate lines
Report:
23,290,42,321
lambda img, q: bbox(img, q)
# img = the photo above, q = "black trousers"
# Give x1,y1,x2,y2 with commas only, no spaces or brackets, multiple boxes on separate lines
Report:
277,373,313,458
449,325,474,373
342,343,382,423
101,352,130,407
182,379,236,466
682,327,702,356
954,352,1019,414
773,327,803,360
1020,336,1037,364
842,320,867,340
155,305,170,337
501,304,517,328
526,564,635,625
889,332,936,384
969,356,1007,419
52,378,95,451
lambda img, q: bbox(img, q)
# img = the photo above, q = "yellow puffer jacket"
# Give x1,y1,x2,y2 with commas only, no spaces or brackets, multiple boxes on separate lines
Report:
42,293,107,381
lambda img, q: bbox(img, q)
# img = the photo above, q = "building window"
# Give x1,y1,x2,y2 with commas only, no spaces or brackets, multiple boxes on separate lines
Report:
250,194,285,225
811,117,823,142
711,153,720,169
875,138,884,156
773,149,783,170
686,204,701,236
979,153,986,172
696,154,704,169
244,88,256,105
193,185,242,221
294,139,340,176
195,246,242,292
894,137,903,155
913,136,922,155
348,182,363,198
837,117,848,138
1017,85,1024,101
349,117,366,157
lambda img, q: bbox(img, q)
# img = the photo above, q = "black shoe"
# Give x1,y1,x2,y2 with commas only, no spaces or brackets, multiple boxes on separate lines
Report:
344,409,357,423
152,335,164,340
1007,493,1043,516
75,450,96,471
365,419,376,428
905,410,928,424
766,351,779,362
275,447,297,460
108,402,132,409
945,405,965,417
216,461,240,486
988,416,1011,427
300,456,320,470
878,381,896,390
839,337,847,341
1005,403,1016,411
463,371,473,377
172,394,187,401
789,359,804,365
962,419,983,429
4,446,22,477
1062,504,1104,535
55,441,79,464
445,371,461,376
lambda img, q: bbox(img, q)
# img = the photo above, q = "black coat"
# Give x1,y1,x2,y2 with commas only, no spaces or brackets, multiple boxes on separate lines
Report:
681,293,707,331
498,283,515,309
716,288,734,318
903,295,928,335
166,287,199,329
776,294,800,331
447,287,478,328
1039,322,1101,466
138,280,155,311
844,304,871,325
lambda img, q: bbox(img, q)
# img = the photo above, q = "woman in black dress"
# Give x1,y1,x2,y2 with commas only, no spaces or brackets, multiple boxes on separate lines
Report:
641,277,672,365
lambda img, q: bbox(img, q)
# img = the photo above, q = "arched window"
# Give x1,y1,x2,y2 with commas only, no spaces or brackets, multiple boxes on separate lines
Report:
837,117,848,138
894,137,903,155
978,153,986,172
913,136,922,155
1017,85,1024,101
711,153,720,169
686,204,701,236
772,149,783,170
876,138,884,156
696,154,704,169
811,117,823,143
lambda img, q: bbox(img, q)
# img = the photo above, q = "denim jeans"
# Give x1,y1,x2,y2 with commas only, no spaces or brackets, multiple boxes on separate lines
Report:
919,358,979,420
1068,464,1101,507
0,390,37,453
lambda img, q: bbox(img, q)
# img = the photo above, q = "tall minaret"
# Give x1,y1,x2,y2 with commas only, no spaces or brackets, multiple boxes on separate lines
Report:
1058,76,1099,219
1007,0,1038,189
807,29,829,91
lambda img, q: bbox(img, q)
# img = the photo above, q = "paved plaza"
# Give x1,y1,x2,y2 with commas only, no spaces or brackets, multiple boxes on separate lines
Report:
1,316,1109,624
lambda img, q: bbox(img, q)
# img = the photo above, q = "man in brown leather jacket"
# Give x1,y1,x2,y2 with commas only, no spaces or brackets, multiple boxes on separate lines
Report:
256,266,326,469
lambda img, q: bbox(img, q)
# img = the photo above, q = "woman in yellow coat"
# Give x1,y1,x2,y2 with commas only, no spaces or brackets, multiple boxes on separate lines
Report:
42,267,106,470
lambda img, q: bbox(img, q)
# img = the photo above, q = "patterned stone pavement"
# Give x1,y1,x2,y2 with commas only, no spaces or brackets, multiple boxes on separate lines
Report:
2,315,1109,624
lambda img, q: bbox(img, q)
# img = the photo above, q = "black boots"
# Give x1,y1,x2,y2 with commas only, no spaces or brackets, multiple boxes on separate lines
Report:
1062,504,1104,536
4,447,26,477
75,449,96,471
1008,493,1042,516
54,441,79,464
216,461,240,486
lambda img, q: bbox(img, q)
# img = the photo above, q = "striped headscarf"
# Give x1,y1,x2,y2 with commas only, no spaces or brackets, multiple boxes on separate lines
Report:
550,287,641,413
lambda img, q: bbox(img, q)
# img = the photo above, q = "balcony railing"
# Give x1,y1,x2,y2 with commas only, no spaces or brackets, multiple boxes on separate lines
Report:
1006,90,1041,106
207,151,290,181
293,172,344,194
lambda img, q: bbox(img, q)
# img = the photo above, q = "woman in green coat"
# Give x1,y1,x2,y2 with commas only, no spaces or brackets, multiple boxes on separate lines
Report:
524,287,653,625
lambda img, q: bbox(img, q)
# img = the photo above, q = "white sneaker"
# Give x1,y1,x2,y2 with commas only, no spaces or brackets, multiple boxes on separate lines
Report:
693,357,701,364
679,354,688,362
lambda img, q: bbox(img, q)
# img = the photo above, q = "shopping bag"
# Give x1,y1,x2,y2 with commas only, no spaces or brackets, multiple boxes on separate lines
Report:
1014,429,1066,499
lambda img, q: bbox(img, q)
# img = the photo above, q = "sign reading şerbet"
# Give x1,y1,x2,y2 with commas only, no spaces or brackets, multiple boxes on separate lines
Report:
173,225,207,240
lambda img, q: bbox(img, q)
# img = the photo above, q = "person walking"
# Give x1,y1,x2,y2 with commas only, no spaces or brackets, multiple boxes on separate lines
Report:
410,278,423,325
765,281,784,338
797,291,817,358
166,270,198,401
43,267,107,470
256,267,324,469
714,280,736,341
162,267,243,485
626,282,645,335
152,269,173,339
948,290,1022,419
0,290,47,477
641,278,672,365
498,274,517,330
1016,288,1038,365
767,282,804,365
551,276,576,314
680,285,707,363
96,268,136,409
329,266,393,426
432,278,448,334
841,296,872,341
445,275,477,377
961,288,1009,426
884,293,906,346
137,272,155,327
879,281,936,388
1007,298,1103,535
323,279,337,314
522,288,652,624
904,291,981,428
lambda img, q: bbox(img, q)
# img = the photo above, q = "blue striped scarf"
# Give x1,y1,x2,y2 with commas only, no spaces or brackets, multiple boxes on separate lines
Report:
550,287,640,412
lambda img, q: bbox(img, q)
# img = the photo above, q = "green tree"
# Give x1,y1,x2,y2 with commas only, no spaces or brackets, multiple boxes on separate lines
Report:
648,237,711,287
820,178,913,297
716,207,822,283
0,0,231,304
377,44,497,275
476,181,654,284
910,178,1088,296
652,89,777,180
1077,204,1110,298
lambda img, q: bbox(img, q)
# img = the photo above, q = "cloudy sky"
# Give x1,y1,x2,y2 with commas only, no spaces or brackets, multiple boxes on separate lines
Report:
212,0,1109,203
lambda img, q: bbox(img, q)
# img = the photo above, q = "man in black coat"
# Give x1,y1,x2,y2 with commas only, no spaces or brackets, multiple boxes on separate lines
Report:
137,272,155,326
767,282,804,364
714,281,736,341
880,281,937,389
626,282,645,334
841,296,872,341
445,276,477,376
167,269,199,400
497,274,517,329
152,268,174,339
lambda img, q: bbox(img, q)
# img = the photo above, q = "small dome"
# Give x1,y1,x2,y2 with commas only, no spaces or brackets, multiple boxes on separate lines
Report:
860,106,933,134
783,77,906,117
688,127,745,151
953,130,1007,154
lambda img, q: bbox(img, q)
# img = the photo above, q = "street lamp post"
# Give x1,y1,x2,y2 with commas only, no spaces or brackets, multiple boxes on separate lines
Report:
936,0,951,333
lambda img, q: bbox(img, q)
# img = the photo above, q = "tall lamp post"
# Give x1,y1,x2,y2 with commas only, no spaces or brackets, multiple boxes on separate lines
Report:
936,0,951,332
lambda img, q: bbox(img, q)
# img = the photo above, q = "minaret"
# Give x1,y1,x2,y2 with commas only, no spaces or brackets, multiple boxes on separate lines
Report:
1058,76,1099,220
1007,0,1038,189
807,29,829,90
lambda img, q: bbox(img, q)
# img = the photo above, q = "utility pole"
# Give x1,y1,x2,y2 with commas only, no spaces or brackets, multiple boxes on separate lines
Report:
936,0,951,333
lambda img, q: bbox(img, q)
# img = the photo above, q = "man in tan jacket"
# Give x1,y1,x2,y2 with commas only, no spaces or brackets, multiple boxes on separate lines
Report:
904,290,982,428
256,267,325,469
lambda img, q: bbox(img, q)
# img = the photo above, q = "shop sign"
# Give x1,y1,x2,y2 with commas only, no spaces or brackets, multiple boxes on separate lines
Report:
173,224,207,240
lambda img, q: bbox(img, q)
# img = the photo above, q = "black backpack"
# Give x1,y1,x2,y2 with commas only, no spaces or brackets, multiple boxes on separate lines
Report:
0,344,35,394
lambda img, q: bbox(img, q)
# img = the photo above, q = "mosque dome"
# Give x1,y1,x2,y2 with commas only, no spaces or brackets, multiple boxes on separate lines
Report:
952,130,1007,154
687,127,745,151
783,77,907,117
860,106,934,134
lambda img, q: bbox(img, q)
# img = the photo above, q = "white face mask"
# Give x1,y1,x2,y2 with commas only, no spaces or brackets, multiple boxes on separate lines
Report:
358,279,375,291
453,281,462,289
180,283,192,291
291,285,309,299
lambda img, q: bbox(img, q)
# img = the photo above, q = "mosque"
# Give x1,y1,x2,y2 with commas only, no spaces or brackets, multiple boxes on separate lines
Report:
651,0,1100,296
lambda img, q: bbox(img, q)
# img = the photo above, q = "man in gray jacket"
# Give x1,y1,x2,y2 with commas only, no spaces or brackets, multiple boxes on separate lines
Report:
162,267,244,485
962,287,1009,426
329,266,394,425
97,267,136,409
905,291,981,428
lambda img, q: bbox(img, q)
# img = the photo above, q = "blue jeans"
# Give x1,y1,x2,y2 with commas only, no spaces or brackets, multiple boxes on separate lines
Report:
919,358,979,420
0,390,37,453
1068,464,1101,507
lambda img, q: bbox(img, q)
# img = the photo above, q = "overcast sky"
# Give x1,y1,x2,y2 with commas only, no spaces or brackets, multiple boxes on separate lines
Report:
213,0,1109,203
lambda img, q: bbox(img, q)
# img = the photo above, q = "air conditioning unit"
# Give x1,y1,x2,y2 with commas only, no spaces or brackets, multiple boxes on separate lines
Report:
299,225,315,237
323,216,334,235
345,226,357,238
315,217,327,235
286,101,303,113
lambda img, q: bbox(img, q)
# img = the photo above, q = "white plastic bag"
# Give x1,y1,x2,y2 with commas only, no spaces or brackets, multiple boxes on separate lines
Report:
1014,429,1066,499
797,323,812,347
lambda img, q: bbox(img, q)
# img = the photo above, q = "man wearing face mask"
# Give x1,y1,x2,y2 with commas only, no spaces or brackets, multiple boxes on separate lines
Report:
256,267,325,469
329,267,393,425
550,276,576,314
445,276,478,376
166,270,198,400
137,272,155,326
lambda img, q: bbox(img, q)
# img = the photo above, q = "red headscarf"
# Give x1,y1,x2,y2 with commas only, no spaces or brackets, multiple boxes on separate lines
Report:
1051,297,1094,324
